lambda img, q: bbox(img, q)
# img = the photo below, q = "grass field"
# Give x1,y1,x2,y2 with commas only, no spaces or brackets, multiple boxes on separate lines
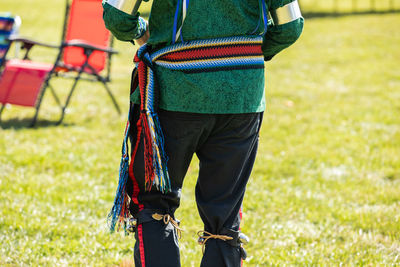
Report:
1,1,400,266
300,0,400,13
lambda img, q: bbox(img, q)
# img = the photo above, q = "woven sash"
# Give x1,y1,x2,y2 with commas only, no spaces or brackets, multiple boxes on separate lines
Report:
147,36,264,72
134,35,264,189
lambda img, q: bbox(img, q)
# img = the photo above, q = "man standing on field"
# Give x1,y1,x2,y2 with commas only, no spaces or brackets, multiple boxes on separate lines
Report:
103,0,303,266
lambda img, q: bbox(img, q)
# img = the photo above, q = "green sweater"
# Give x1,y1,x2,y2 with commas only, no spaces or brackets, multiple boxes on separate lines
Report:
103,0,303,113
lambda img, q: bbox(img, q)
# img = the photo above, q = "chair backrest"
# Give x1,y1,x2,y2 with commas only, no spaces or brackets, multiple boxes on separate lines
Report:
0,14,21,69
63,0,111,72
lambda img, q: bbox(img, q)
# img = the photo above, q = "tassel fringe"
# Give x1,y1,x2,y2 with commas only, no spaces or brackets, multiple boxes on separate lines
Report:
144,111,170,192
107,155,130,234
136,46,171,193
107,119,132,234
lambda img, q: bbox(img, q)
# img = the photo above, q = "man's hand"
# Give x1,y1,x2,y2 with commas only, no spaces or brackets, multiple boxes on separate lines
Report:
136,27,149,46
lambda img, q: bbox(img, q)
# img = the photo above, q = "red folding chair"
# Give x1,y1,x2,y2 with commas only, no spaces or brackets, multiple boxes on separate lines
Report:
0,0,119,126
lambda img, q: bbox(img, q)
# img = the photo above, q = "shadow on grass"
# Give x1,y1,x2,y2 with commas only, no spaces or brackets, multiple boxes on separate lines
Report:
304,10,400,19
384,173,400,182
0,118,74,130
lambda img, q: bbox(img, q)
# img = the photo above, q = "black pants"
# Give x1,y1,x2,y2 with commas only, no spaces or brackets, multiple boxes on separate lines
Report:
127,108,262,267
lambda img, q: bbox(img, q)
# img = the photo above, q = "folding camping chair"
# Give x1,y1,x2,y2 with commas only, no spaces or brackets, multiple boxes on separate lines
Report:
0,13,53,122
0,0,120,126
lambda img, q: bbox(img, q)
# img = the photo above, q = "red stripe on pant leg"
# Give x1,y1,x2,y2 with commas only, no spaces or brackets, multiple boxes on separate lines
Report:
137,210,146,267
240,206,243,267
131,170,146,267
239,207,242,228
132,172,146,267
130,172,146,266
129,123,146,267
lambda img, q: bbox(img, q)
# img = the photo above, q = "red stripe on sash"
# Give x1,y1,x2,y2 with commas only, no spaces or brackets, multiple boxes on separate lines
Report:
137,216,146,267
162,45,262,61
130,164,146,266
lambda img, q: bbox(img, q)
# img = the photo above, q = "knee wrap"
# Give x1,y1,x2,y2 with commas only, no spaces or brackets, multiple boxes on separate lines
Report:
197,228,249,260
127,209,182,238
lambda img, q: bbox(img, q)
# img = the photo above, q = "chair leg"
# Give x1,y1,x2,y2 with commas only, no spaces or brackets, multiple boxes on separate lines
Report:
87,63,121,115
56,69,84,125
48,84,62,108
101,80,121,114
30,82,50,127
29,89,47,127
87,64,121,115
30,103,41,127
0,103,5,124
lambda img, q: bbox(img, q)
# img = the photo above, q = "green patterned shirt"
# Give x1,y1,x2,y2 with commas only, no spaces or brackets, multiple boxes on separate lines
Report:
103,0,303,113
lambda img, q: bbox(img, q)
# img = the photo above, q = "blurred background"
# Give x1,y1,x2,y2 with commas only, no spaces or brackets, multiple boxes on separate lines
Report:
301,0,399,13
1,0,399,266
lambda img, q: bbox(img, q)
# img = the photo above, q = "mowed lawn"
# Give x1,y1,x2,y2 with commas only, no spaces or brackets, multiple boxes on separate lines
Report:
1,0,400,266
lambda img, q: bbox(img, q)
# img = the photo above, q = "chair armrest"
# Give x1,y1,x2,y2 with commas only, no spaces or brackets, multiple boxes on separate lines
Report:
8,35,59,49
63,39,118,54
7,35,60,60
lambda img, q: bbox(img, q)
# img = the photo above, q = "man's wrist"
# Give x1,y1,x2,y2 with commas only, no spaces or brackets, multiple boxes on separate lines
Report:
133,17,148,39
269,0,302,26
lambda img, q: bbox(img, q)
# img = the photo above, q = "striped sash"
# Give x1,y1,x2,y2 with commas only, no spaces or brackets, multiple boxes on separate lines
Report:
149,36,265,72
134,36,264,192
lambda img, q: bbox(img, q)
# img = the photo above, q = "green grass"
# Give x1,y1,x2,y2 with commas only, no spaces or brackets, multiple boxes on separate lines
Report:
1,1,400,266
300,0,400,13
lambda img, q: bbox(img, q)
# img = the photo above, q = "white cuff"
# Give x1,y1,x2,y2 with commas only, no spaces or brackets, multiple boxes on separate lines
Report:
269,0,302,25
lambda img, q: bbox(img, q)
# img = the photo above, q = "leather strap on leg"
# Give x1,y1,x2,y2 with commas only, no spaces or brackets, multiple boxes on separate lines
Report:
197,228,249,260
127,209,183,238
152,213,183,239
197,231,233,253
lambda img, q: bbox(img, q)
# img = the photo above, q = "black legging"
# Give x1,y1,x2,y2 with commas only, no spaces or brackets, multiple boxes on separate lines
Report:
127,107,262,267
